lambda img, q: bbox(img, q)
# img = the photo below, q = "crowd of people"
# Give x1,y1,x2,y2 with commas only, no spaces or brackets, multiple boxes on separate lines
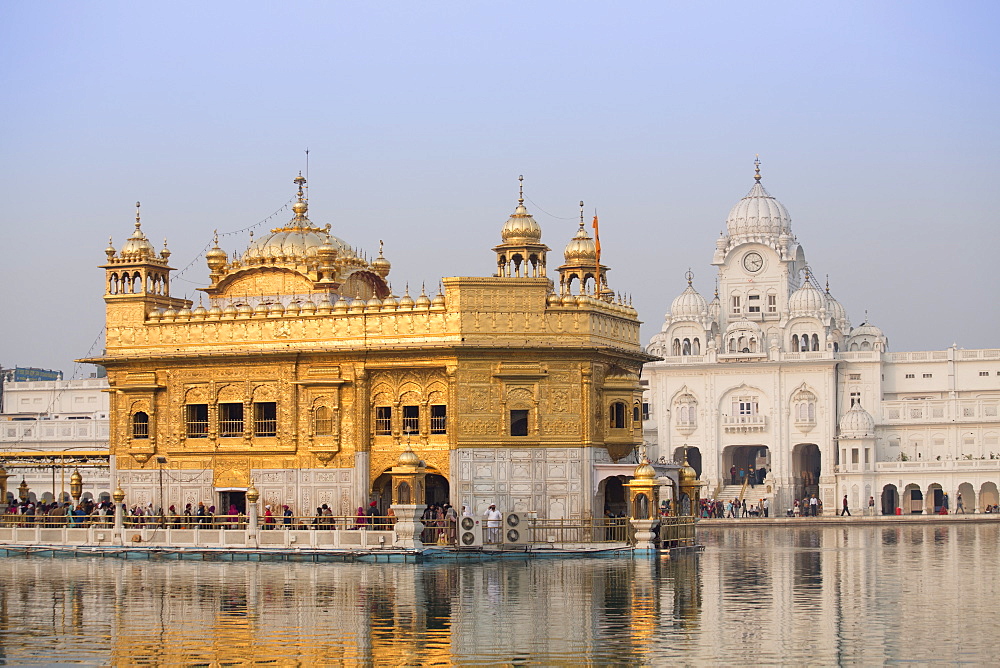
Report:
1,499,114,526
698,497,772,518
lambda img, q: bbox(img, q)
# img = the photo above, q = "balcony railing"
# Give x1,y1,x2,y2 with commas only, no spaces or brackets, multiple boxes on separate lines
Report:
722,414,767,432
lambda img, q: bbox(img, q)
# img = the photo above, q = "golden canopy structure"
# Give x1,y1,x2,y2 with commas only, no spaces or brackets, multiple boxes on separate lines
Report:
82,174,652,520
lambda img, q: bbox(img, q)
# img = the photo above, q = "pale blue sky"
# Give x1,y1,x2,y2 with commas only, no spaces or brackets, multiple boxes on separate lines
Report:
2,1,997,376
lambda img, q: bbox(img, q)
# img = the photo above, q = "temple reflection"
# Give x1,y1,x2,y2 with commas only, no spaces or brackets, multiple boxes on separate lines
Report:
0,525,996,664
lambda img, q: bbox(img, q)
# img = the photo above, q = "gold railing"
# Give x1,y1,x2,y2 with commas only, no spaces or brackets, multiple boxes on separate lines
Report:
522,518,630,544
658,516,697,548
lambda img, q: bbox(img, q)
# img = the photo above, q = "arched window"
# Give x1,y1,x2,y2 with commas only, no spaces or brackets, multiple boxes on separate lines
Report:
749,338,757,353
692,338,701,355
109,273,119,295
728,338,736,353
682,338,691,355
672,339,681,356
314,406,333,435
791,334,799,351
610,402,627,429
633,402,641,423
811,334,820,351
132,412,149,439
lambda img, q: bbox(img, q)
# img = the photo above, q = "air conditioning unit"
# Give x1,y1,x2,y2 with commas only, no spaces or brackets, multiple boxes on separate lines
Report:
458,516,482,547
503,512,528,545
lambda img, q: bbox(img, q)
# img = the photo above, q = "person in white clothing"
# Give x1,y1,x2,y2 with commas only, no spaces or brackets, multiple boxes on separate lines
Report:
485,504,502,544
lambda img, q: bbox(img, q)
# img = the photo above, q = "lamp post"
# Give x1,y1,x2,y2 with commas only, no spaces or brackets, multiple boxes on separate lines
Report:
0,464,8,504
70,468,83,505
18,478,29,503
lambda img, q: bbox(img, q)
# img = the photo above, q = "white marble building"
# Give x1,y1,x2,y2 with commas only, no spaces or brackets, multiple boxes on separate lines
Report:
643,161,1000,514
0,378,112,503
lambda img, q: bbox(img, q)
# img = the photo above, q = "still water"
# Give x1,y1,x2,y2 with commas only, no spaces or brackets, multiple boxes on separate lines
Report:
0,523,997,665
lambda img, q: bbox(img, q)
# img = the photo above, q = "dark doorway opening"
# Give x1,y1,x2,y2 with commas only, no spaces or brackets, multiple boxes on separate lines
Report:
218,491,246,516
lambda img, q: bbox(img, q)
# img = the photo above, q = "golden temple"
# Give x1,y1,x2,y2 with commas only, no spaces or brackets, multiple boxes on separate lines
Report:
83,174,651,520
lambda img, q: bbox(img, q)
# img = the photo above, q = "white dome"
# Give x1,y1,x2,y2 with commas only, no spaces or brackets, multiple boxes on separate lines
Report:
726,181,792,240
670,285,707,321
851,322,884,338
788,280,826,316
826,294,849,326
839,403,875,438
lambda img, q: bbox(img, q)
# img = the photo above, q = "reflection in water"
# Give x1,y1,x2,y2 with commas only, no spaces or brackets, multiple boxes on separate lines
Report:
0,524,996,664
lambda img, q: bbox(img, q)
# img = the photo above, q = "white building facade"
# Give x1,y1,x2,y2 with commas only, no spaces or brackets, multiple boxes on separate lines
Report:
0,378,112,504
644,163,1000,514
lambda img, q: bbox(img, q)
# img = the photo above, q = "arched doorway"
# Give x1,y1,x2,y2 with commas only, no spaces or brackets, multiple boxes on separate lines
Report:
957,482,975,512
721,445,769,487
979,482,998,511
792,443,821,499
425,473,449,507
370,472,392,514
926,483,944,513
881,484,899,515
903,484,923,514
673,446,702,479
370,470,450,512
600,476,628,517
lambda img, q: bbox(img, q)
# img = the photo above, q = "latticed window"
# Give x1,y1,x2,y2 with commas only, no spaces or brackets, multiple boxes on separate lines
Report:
254,402,277,437
314,406,333,435
186,404,208,438
131,412,149,439
375,407,392,435
430,405,447,434
402,405,420,435
219,403,244,437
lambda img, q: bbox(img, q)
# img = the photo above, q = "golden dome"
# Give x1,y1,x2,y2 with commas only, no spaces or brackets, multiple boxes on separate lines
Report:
563,222,597,263
500,176,542,244
398,450,421,466
120,202,157,260
678,450,698,484
246,481,259,503
206,233,228,270
634,459,657,480
371,240,391,277
415,286,431,308
241,174,354,266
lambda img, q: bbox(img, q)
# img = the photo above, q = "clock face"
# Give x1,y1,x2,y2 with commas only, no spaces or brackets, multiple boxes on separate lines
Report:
743,252,764,273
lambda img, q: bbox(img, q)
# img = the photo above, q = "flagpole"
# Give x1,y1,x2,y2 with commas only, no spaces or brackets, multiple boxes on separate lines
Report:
592,212,601,297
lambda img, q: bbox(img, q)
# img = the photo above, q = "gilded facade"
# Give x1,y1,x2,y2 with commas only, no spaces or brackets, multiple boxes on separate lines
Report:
84,176,650,519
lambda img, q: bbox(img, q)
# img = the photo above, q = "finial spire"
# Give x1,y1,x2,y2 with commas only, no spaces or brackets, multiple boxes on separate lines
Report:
825,274,830,294
135,201,141,229
685,268,694,287
294,171,306,199
579,200,585,227
754,155,761,182
714,278,719,298
518,175,524,205
379,239,384,256
213,229,219,245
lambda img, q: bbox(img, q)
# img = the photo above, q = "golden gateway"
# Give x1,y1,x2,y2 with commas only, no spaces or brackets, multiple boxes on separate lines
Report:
83,174,651,520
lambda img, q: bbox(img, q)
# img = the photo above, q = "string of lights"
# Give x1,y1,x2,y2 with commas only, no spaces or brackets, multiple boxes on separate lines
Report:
171,196,296,285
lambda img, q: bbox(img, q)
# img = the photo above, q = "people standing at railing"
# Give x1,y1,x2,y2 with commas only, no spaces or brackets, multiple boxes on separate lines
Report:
263,505,275,529
354,506,366,529
444,504,457,544
485,504,502,543
282,505,293,528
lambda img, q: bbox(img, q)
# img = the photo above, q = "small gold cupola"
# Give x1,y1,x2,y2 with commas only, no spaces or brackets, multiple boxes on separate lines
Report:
493,175,550,279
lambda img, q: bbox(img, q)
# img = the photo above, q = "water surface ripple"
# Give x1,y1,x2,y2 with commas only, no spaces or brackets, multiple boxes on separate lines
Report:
0,523,996,664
